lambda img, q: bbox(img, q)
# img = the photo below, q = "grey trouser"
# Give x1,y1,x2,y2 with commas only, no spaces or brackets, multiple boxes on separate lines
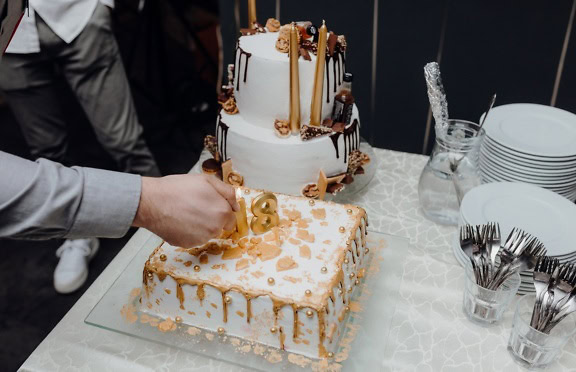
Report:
0,3,161,177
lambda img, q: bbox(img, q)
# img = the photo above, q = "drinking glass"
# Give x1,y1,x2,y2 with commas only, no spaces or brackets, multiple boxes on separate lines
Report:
508,294,576,369
418,120,484,225
462,265,520,326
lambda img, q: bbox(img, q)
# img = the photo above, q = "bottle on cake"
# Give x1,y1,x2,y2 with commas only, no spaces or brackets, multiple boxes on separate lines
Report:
331,72,355,124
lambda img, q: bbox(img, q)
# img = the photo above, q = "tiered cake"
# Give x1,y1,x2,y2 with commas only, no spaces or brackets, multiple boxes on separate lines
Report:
203,19,370,197
141,188,370,359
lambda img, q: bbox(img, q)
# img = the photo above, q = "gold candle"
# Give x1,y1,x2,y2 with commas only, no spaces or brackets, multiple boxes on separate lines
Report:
235,188,249,237
248,0,257,27
289,23,301,134
309,20,328,126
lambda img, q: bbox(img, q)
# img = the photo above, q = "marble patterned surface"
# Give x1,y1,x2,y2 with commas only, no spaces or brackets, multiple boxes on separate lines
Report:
20,149,576,371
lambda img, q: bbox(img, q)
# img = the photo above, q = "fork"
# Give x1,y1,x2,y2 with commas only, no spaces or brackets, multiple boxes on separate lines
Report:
530,257,559,329
540,265,576,333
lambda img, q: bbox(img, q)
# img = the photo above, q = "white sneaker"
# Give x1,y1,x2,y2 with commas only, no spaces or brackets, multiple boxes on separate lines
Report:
54,238,99,294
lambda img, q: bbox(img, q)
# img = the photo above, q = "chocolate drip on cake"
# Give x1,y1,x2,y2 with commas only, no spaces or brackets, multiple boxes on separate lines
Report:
235,46,252,91
216,115,229,161
329,119,359,162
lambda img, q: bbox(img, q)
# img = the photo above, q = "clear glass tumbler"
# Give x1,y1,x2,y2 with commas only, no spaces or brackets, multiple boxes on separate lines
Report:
418,120,484,225
508,294,576,369
462,265,520,326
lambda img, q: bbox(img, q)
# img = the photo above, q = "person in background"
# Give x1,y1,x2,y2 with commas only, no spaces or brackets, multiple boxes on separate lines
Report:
0,0,160,293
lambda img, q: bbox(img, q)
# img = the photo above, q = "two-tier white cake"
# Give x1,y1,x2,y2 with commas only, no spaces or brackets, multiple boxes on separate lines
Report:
203,21,369,197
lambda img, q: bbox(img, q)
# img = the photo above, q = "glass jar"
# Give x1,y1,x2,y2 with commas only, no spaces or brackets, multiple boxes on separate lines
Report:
418,120,484,225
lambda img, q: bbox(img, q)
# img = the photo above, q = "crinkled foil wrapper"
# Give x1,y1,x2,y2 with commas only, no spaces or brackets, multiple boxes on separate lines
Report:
424,62,449,129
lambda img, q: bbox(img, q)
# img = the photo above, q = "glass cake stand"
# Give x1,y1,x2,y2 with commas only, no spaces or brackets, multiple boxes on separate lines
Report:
85,231,410,371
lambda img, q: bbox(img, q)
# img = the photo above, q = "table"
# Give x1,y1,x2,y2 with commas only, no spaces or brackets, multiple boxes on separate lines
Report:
20,149,576,371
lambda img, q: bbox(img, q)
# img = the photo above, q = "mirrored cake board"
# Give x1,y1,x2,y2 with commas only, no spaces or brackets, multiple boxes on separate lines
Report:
85,230,410,371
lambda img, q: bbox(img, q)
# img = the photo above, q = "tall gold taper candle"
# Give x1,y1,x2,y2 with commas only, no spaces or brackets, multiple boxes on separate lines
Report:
309,20,327,126
235,188,249,237
248,0,257,27
289,23,301,134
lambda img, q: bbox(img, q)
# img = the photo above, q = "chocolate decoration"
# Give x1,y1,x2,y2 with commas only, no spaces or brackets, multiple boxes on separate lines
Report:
342,174,354,184
327,32,338,57
322,118,334,128
216,115,229,161
202,158,220,174
329,119,359,161
240,28,257,36
235,45,252,91
354,166,365,175
299,47,311,61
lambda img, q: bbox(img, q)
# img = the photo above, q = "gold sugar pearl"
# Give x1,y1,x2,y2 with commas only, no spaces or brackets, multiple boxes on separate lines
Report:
224,296,232,304
194,265,201,272
321,267,328,274
349,272,356,279
347,209,353,215
217,327,225,335
244,189,250,194
347,286,353,293
308,200,315,206
267,277,275,285
175,316,182,323
147,272,153,279
270,327,278,333
343,258,349,264
327,352,334,358
339,226,346,233
305,289,312,296
159,254,167,261
338,289,343,295
345,306,350,313
306,310,314,318
355,279,360,285
365,248,370,254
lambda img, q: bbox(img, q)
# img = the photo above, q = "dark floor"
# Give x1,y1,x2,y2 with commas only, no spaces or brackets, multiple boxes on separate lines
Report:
0,84,213,371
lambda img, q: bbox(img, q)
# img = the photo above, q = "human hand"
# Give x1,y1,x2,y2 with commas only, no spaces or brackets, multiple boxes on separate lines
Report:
132,174,239,247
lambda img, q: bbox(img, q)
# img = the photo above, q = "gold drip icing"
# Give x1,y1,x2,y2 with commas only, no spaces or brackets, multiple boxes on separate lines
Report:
176,281,185,310
197,284,205,304
222,291,229,323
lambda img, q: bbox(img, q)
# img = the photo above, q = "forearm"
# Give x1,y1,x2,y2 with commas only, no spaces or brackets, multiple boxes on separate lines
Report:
0,151,141,240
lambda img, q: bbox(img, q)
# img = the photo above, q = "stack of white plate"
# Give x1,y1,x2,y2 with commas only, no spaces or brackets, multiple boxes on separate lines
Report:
453,182,576,294
479,103,576,202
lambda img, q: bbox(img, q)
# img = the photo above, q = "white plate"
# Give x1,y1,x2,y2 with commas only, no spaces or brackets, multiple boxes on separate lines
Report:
461,182,576,256
483,137,576,167
482,104,576,158
479,159,576,187
481,145,576,176
479,169,576,193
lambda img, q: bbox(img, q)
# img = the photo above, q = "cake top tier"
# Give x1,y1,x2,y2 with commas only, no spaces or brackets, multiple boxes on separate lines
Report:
145,188,366,310
231,23,347,129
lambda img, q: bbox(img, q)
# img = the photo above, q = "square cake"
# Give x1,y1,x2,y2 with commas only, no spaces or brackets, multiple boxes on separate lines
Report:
141,188,369,359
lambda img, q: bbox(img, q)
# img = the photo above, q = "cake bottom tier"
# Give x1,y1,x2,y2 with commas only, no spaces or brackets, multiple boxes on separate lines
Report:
140,229,370,359
215,106,361,196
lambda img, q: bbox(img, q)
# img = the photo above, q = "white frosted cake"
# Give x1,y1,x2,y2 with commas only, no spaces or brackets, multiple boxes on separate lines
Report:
203,20,370,197
141,188,370,359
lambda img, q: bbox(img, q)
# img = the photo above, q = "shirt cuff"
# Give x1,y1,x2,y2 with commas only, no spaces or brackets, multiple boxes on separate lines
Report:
67,167,142,238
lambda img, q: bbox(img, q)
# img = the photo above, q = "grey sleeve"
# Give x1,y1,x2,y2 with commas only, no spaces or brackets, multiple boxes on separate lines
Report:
0,151,142,240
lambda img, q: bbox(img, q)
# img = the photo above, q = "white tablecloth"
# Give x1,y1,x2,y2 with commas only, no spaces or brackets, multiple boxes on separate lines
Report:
20,149,576,371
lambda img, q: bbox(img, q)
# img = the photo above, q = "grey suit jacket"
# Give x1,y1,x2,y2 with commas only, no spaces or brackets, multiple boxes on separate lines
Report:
0,151,141,240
